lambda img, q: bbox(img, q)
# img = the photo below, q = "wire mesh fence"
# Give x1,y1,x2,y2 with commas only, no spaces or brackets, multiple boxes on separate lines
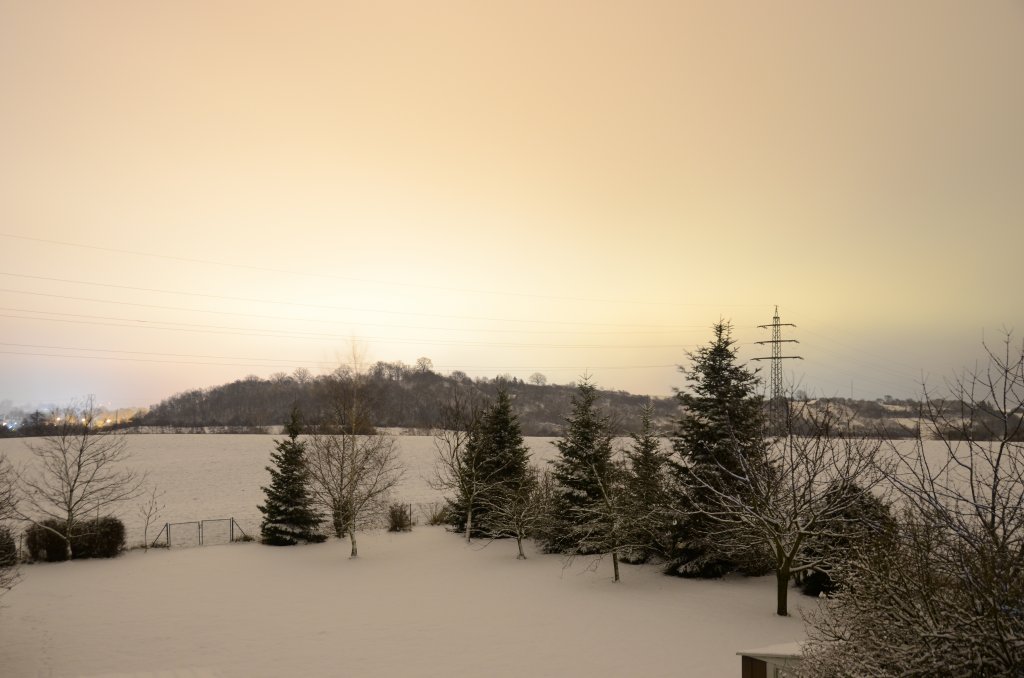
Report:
200,519,232,545
151,518,248,548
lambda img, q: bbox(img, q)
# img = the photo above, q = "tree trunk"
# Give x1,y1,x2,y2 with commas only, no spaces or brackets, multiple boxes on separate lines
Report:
776,565,790,616
332,505,345,538
64,517,73,561
516,534,526,559
349,524,358,558
465,507,473,543
612,549,620,582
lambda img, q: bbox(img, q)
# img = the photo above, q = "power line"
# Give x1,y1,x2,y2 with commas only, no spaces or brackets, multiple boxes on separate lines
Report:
0,341,336,366
0,231,773,310
0,272,710,330
0,346,678,373
1,311,697,350
0,289,711,336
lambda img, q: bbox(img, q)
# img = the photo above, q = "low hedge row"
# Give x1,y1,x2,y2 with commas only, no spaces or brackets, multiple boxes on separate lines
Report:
24,517,126,562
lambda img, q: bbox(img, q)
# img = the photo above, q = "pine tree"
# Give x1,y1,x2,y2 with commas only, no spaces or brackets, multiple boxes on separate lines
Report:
621,403,673,562
545,378,621,570
476,389,531,494
259,411,325,546
448,388,532,537
667,320,769,577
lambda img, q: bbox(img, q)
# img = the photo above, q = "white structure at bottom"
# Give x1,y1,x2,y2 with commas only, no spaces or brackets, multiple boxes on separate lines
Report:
737,642,803,678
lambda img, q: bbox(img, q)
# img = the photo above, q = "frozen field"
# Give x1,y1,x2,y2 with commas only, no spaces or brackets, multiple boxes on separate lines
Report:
0,433,942,548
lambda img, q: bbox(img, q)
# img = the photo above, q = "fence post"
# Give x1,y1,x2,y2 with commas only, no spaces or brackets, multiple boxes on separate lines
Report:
166,522,171,548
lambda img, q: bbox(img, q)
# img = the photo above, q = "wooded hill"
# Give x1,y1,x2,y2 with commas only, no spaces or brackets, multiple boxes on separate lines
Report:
136,365,680,436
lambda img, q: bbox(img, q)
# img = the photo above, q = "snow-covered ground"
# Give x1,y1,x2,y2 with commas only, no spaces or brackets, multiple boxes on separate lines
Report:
0,527,811,677
0,434,574,546
0,434,815,677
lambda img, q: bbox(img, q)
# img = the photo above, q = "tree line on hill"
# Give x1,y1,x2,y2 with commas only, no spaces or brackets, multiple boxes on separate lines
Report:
3,358,1016,441
129,363,681,435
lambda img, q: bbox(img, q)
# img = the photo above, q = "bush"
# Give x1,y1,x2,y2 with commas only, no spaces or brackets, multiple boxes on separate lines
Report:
75,517,126,559
25,517,126,562
24,520,66,562
387,503,413,532
424,502,451,526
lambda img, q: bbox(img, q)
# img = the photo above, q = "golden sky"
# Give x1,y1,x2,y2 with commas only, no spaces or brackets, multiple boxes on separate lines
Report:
1,1,1022,409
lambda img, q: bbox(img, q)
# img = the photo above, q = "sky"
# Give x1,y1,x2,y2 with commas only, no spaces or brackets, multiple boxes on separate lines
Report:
1,1,1022,411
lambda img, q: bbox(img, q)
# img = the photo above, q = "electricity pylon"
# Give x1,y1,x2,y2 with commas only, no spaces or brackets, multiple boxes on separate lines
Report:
753,306,802,433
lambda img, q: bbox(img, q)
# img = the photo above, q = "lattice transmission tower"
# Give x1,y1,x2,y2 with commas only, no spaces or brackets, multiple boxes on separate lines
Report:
753,306,802,433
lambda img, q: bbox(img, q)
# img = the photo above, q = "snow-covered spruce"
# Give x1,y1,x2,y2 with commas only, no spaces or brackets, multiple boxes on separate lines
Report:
258,411,325,546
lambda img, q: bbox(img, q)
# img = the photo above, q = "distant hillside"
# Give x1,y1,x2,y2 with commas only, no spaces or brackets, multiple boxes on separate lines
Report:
9,365,1002,440
136,363,680,436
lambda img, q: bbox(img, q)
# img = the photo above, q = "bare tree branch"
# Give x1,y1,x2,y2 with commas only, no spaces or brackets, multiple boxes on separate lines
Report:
801,331,1024,676
0,455,18,596
305,354,405,558
690,400,885,616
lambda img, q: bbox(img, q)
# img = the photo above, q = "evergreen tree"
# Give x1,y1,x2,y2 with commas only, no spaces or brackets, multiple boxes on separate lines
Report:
545,378,619,560
448,388,532,537
621,403,673,562
259,411,325,546
667,320,769,577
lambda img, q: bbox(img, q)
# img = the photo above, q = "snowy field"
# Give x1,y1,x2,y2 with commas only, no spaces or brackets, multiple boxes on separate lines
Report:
0,434,817,677
0,527,811,677
0,434,564,546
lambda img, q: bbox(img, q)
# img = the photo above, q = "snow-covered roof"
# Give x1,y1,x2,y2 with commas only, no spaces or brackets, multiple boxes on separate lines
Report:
736,641,804,659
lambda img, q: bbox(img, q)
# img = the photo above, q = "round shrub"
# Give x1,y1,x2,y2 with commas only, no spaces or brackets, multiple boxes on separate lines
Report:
25,520,69,562
75,517,126,559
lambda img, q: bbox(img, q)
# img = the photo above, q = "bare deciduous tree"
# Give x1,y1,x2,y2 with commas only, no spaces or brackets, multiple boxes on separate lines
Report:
801,332,1024,675
691,401,885,616
0,455,19,596
306,354,405,558
306,430,403,557
16,401,145,560
478,467,552,559
138,484,166,551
